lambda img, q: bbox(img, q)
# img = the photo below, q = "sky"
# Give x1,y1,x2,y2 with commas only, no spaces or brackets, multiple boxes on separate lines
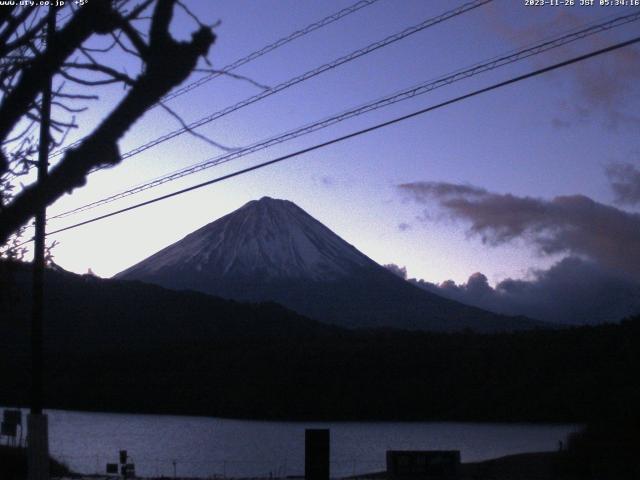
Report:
14,0,640,322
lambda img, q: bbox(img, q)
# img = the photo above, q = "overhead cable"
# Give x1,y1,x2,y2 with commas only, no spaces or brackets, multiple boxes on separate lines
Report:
50,10,640,219
37,35,640,240
48,0,382,158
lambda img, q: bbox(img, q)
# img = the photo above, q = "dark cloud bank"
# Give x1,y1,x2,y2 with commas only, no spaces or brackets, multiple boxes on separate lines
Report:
487,9,640,130
392,178,640,325
606,162,640,207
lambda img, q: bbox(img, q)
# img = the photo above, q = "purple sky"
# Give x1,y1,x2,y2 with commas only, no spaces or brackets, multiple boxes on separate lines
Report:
41,0,639,305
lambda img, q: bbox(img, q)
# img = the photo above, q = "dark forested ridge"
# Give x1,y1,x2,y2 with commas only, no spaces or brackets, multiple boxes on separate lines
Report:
1,261,639,422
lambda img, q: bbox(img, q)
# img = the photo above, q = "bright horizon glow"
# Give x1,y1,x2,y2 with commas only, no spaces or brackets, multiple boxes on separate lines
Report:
16,0,639,287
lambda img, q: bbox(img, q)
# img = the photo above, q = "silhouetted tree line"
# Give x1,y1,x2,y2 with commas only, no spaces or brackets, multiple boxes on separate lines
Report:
1,260,639,423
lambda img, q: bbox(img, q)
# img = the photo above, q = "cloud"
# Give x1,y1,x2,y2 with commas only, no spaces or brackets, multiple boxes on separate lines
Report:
568,46,640,129
320,176,334,187
397,222,412,232
394,180,640,324
312,174,357,191
405,257,640,325
551,117,571,129
398,181,640,278
606,162,640,206
484,6,640,129
384,263,407,279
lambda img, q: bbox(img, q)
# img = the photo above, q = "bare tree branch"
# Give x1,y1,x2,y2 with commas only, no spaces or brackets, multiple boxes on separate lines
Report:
0,7,36,51
194,68,271,91
51,101,88,114
0,1,121,174
116,16,149,56
53,92,100,100
1,14,49,57
176,0,207,28
2,118,37,145
59,69,125,86
159,101,237,152
62,62,136,85
124,0,156,21
0,0,215,244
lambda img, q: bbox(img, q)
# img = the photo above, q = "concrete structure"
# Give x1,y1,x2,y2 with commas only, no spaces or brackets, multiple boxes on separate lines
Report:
386,450,460,479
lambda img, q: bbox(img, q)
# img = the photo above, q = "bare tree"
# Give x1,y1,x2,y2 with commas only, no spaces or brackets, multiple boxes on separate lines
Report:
0,0,216,246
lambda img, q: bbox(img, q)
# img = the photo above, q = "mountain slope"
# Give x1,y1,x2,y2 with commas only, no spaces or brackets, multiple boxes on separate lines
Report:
0,260,338,356
116,197,545,332
117,197,376,281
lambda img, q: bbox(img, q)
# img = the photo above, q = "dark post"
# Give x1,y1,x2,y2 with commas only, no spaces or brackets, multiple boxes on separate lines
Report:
28,6,56,480
305,429,330,480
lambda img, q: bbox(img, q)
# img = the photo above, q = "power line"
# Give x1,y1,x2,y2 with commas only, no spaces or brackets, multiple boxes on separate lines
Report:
51,0,492,165
116,0,491,160
47,0,381,159
36,35,640,240
49,10,640,220
162,0,382,103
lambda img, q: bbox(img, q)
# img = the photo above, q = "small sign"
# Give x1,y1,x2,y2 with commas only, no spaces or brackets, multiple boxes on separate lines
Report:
119,450,128,464
121,463,135,477
106,463,118,474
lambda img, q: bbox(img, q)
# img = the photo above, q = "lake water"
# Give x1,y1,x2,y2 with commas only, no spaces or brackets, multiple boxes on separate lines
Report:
3,408,578,478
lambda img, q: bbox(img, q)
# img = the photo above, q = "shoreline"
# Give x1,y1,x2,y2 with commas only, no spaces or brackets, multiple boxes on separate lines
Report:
0,404,586,426
48,451,565,480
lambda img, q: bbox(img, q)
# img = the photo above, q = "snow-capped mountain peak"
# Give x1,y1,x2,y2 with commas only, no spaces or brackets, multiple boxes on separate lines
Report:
116,197,544,332
117,197,376,281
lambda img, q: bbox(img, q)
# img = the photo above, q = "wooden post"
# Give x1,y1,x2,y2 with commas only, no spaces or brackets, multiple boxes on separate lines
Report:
305,429,330,480
28,6,56,480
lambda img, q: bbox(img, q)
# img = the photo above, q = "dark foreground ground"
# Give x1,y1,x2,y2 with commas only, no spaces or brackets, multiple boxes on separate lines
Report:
37,450,640,480
460,450,636,480
4,421,639,480
349,452,620,480
351,453,579,480
0,445,71,480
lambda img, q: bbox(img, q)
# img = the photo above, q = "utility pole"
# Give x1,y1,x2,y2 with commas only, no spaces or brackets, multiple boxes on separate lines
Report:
28,6,56,480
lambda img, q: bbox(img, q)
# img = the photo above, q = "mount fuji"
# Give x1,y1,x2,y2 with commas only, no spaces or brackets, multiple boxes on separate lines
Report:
115,197,543,332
